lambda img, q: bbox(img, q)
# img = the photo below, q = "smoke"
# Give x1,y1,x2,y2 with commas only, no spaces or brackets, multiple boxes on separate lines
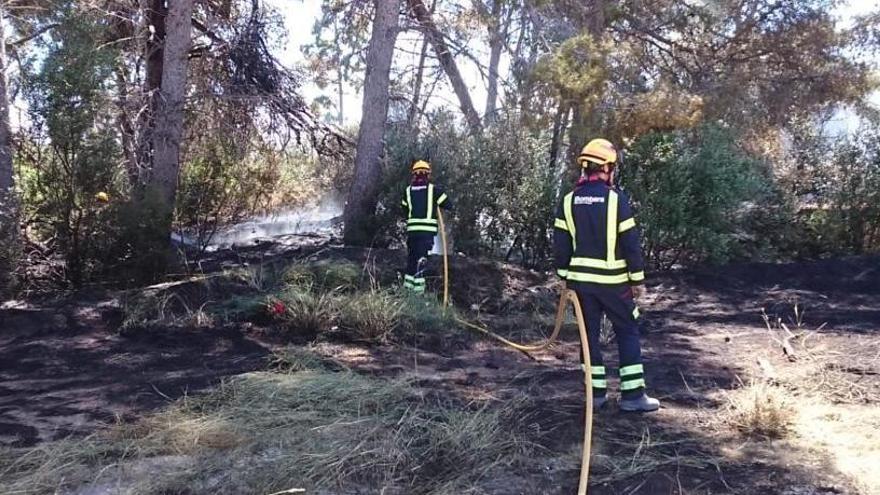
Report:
174,193,345,250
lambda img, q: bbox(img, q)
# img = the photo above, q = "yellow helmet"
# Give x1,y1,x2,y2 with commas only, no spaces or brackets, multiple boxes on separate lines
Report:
577,139,618,168
95,192,110,203
411,160,431,173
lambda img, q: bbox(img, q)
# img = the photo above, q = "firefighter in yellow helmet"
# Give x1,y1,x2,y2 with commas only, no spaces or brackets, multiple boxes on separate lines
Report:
553,138,659,412
400,160,451,294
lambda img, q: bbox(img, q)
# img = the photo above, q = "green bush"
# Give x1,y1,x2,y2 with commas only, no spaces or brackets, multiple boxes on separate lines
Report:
751,120,880,258
619,125,767,267
18,12,161,286
382,115,554,265
818,129,880,254
102,192,175,284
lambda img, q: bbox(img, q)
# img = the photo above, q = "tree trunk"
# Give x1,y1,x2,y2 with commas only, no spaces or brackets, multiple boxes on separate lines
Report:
136,0,167,184
518,11,540,116
0,13,12,197
407,0,482,134
150,0,193,208
407,12,432,131
336,72,345,125
115,65,140,188
144,0,166,96
342,0,400,246
483,0,508,123
566,0,606,168
105,2,140,189
549,101,570,172
484,35,502,122
0,7,17,295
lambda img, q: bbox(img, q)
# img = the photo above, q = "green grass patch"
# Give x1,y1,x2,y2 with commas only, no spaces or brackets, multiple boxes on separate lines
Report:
396,293,470,350
283,259,364,292
208,294,268,323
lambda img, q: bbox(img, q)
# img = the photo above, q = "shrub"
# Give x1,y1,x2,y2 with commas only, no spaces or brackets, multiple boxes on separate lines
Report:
18,12,123,287
382,115,555,265
775,120,880,256
274,288,338,337
620,125,767,267
100,192,175,285
817,129,880,254
337,290,403,342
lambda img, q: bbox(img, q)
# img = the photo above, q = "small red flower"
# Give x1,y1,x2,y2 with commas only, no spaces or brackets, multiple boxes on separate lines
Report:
271,301,286,315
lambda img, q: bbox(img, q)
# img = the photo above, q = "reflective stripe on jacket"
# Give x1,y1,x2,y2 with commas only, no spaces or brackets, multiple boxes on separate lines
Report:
553,181,645,285
401,183,450,233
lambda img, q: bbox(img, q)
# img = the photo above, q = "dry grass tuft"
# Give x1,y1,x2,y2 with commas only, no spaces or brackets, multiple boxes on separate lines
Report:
269,346,337,372
274,287,338,336
723,380,796,439
120,291,215,332
337,290,404,342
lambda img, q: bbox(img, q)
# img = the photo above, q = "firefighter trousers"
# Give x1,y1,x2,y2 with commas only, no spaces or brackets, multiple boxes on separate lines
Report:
571,283,646,399
404,233,434,294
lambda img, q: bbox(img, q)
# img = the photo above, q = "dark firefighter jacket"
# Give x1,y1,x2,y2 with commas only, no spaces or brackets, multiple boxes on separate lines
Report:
401,183,450,234
553,179,645,286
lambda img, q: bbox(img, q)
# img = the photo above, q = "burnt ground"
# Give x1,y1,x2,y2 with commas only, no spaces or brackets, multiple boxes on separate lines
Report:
1,250,879,494
0,302,270,447
317,256,880,494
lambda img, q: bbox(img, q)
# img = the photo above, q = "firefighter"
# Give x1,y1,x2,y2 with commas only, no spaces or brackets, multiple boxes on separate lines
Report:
554,138,660,412
401,160,451,294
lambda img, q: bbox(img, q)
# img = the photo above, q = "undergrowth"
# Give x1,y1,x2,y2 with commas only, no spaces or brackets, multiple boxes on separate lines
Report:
116,258,471,350
0,358,536,495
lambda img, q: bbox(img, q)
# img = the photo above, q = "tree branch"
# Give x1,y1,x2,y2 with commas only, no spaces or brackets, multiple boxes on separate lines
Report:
10,22,60,47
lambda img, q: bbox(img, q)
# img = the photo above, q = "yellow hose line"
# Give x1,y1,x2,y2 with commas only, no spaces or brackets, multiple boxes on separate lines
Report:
436,209,593,494
438,206,450,308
